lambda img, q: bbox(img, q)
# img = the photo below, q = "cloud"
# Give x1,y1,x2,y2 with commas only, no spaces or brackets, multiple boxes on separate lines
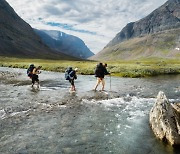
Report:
45,22,97,35
6,0,167,53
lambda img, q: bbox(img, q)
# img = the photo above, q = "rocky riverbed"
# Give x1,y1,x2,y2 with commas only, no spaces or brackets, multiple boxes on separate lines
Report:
0,67,180,153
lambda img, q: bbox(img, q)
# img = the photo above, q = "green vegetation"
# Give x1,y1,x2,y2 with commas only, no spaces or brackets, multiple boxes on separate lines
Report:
1,56,180,78
0,57,97,75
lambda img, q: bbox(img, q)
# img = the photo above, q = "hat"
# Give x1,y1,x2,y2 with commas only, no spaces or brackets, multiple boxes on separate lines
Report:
74,68,78,71
68,67,72,70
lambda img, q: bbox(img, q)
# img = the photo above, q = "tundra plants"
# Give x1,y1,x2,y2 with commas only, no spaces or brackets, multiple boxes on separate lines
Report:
0,57,180,77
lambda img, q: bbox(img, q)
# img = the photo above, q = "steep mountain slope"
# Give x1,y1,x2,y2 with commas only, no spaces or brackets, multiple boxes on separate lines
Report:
93,28,180,60
0,0,77,60
93,0,180,60
34,29,94,59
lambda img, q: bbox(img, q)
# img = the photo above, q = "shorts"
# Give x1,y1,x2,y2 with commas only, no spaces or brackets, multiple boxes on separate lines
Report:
32,74,39,84
97,77,105,85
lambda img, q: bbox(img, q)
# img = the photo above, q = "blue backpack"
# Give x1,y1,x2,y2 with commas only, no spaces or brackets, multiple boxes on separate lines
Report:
65,67,77,80
65,67,73,80
69,70,76,79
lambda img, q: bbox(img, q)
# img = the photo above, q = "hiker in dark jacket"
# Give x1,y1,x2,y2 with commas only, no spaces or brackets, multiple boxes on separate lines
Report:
32,66,42,88
94,63,110,91
65,67,78,92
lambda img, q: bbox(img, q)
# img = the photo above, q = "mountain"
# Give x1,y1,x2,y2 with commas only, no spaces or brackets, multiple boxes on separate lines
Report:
93,0,180,60
0,0,77,60
34,29,94,59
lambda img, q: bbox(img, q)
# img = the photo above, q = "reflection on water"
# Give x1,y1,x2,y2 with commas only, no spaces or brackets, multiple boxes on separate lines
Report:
0,67,180,154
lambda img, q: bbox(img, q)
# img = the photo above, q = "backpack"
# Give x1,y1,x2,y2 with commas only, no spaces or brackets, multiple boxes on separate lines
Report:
95,64,103,77
65,67,72,80
69,70,77,80
27,64,35,78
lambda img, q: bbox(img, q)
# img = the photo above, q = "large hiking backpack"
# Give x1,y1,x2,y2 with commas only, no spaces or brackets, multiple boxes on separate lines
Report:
27,64,35,78
95,64,104,77
69,70,77,80
65,67,77,80
65,67,73,80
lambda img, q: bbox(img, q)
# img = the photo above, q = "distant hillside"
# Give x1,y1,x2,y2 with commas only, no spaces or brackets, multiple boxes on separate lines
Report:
93,28,180,60
93,0,180,60
34,29,94,59
0,0,77,60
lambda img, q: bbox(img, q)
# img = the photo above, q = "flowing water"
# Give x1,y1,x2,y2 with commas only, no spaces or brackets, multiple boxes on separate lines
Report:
0,67,180,154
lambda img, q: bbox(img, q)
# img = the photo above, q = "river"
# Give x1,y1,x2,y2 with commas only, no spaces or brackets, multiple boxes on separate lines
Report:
0,67,179,154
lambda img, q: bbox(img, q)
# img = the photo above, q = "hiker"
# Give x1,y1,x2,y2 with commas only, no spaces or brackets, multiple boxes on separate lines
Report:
94,63,110,91
31,66,42,88
27,64,35,78
65,67,78,92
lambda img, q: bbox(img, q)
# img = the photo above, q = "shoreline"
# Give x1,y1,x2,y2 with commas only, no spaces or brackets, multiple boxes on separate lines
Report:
1,57,180,78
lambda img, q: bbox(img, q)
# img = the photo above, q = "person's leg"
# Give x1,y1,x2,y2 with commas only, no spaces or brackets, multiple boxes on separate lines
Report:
69,80,72,91
33,75,38,88
72,86,75,91
36,75,40,88
69,79,75,91
32,81,34,87
72,80,75,91
101,78,105,91
37,81,40,88
32,75,35,87
94,78,101,91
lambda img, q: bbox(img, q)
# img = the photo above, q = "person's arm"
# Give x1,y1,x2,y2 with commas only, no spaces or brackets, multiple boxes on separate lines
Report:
104,67,110,75
32,68,36,74
74,73,77,79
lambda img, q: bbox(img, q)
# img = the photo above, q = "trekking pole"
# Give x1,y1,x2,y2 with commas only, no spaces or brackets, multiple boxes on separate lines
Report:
110,74,111,92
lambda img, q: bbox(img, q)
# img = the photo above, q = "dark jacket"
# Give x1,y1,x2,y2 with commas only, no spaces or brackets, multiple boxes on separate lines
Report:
95,64,109,78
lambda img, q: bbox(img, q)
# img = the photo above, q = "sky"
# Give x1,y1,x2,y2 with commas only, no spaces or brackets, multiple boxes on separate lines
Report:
6,0,167,54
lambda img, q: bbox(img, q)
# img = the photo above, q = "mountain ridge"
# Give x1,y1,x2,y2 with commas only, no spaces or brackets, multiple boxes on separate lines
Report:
34,29,94,59
106,0,180,48
0,0,77,60
92,0,180,60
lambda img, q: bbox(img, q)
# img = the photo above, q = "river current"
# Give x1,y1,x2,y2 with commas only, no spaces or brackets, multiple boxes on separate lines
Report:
0,67,179,154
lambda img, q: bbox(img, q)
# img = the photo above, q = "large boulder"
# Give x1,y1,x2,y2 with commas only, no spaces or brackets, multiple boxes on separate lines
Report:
149,91,180,146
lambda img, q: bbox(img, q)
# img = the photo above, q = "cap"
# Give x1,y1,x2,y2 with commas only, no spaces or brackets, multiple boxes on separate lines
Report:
75,68,78,71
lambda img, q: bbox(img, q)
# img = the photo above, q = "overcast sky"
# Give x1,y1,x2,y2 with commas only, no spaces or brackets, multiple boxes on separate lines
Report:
6,0,167,53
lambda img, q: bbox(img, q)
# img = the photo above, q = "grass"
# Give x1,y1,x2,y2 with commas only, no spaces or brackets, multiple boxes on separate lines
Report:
0,57,97,75
1,56,180,78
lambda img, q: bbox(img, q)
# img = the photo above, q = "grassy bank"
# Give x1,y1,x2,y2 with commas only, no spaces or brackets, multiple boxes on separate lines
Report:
0,57,180,77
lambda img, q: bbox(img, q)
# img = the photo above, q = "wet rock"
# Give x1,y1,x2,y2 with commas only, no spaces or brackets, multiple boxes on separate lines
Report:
149,91,180,146
0,109,6,119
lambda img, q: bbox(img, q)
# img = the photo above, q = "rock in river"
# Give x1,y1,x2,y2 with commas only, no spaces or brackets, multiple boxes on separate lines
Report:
149,91,180,146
